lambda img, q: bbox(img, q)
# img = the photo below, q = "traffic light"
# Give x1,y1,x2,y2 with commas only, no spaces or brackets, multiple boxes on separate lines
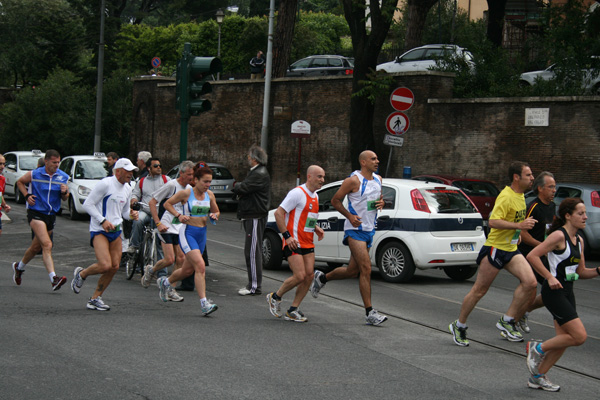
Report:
189,57,222,116
175,54,222,117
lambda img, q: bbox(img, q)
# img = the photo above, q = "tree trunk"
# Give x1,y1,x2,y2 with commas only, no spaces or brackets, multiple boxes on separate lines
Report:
272,0,298,78
404,0,439,52
486,0,508,47
342,0,396,170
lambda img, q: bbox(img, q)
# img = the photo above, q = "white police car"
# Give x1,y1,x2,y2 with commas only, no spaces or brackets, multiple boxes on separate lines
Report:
2,150,45,203
262,179,486,283
59,153,108,219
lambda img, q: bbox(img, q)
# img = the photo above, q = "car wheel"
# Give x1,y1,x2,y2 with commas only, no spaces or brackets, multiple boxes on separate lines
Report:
443,265,478,281
262,230,283,270
14,188,25,204
69,197,82,220
376,241,415,283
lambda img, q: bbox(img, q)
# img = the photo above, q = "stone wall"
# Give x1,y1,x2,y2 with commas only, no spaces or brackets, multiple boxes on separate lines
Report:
131,73,600,204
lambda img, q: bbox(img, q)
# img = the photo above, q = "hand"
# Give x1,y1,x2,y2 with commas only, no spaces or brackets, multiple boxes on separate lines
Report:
209,213,219,221
375,196,385,210
130,210,139,221
26,194,36,206
285,236,299,250
158,224,169,233
178,214,190,224
60,184,68,195
348,215,362,228
547,276,563,290
3,204,10,213
102,219,115,232
315,226,324,241
520,217,537,230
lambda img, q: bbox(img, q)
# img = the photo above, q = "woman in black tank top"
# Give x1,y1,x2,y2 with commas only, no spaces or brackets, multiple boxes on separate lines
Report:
525,198,600,391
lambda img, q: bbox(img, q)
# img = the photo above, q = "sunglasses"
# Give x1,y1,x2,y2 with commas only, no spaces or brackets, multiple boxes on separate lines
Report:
152,164,162,168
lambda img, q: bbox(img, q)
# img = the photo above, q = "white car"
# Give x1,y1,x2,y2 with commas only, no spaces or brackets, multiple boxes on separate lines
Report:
376,44,474,74
2,150,45,203
262,179,486,283
59,153,109,219
519,57,600,94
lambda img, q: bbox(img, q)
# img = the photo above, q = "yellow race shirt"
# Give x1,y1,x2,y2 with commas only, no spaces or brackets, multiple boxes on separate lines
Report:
485,186,527,251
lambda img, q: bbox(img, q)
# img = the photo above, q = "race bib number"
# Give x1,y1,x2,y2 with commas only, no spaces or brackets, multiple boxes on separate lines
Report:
565,265,579,281
172,216,182,224
108,224,121,233
190,205,210,216
367,200,378,211
304,212,318,232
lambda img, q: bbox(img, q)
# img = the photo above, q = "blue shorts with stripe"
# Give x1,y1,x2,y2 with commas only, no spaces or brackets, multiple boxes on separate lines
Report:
342,229,375,248
90,230,122,247
179,225,207,254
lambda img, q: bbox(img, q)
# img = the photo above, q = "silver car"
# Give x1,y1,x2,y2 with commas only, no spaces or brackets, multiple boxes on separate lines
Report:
519,56,600,95
377,44,474,74
2,150,45,203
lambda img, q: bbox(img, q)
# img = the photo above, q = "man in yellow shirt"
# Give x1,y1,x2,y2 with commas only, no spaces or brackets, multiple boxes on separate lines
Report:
449,161,537,346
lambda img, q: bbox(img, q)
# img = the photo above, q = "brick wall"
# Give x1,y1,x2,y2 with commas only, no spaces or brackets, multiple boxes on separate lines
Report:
132,74,600,204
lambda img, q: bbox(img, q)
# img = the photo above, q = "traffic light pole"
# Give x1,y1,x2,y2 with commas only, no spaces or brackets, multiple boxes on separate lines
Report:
178,43,192,162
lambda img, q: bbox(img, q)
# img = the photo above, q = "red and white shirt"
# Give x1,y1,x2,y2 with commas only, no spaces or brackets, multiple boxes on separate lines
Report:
279,184,319,249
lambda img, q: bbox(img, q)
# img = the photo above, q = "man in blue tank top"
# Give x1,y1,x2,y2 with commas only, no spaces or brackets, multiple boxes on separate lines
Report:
310,150,388,326
12,150,69,291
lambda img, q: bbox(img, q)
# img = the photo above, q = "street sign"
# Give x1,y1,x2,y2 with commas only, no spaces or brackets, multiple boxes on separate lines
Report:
390,87,414,111
384,134,404,147
386,112,410,135
151,57,161,68
291,120,311,138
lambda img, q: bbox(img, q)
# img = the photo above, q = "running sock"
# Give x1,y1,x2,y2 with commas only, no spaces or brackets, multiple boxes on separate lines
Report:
503,315,514,323
536,343,545,355
163,278,171,287
288,306,297,313
49,272,56,281
272,293,282,301
456,320,467,329
18,261,26,270
200,298,208,307
366,307,373,316
533,374,543,379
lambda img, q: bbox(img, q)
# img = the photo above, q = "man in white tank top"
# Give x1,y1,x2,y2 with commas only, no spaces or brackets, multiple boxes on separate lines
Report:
310,150,388,326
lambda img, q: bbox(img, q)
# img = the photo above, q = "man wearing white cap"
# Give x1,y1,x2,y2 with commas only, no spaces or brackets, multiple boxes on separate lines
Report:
71,158,139,310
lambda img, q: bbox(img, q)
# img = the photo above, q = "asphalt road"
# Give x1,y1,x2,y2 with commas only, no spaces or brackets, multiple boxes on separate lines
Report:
1,202,599,399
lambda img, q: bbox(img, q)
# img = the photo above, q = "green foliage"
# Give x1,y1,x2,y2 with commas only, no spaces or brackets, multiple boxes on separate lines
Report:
0,0,87,87
291,12,352,60
352,71,396,104
0,69,94,154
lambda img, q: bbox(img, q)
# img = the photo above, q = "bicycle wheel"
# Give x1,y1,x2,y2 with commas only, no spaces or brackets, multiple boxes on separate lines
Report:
136,238,147,275
125,253,136,280
143,231,158,268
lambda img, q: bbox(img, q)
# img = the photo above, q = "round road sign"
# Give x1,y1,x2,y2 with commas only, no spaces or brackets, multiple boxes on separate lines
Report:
390,87,414,111
151,57,161,68
386,112,410,135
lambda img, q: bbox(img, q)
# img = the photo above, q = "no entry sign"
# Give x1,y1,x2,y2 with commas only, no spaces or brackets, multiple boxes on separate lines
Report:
390,87,414,111
386,112,410,135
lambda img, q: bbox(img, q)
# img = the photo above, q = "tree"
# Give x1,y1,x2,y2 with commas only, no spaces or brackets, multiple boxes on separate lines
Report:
342,0,397,170
404,0,439,51
486,0,507,47
272,0,299,78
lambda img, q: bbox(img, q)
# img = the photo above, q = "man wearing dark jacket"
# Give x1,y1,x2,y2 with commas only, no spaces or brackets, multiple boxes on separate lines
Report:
233,145,271,296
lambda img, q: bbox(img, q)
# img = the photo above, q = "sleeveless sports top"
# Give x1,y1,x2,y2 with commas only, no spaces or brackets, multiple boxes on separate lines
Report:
186,190,210,217
547,227,581,285
344,171,381,232
285,185,319,249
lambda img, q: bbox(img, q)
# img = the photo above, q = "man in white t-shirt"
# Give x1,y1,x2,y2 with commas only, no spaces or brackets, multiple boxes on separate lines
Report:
71,158,139,311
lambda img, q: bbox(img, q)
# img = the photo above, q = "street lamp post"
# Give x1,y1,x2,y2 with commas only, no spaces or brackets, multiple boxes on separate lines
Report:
216,8,224,80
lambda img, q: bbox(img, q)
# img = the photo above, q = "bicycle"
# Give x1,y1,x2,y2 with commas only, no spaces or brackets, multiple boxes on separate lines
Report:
124,202,159,280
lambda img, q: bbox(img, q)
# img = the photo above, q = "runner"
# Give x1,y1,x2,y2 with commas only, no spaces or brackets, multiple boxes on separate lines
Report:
266,165,325,322
156,163,220,316
309,150,387,325
525,198,600,391
141,161,195,303
12,150,69,291
449,161,537,346
70,158,139,310
0,154,11,237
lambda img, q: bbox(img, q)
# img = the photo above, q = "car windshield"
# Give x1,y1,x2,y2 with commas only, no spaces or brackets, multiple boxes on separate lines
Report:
452,181,499,197
19,156,42,170
421,188,478,213
210,166,233,180
74,160,108,180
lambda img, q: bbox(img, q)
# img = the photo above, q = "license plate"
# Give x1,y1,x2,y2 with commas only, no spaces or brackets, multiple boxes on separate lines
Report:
451,243,474,252
210,185,225,190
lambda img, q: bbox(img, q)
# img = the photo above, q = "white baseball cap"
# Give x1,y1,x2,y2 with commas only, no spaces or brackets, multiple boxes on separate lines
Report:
114,158,138,172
